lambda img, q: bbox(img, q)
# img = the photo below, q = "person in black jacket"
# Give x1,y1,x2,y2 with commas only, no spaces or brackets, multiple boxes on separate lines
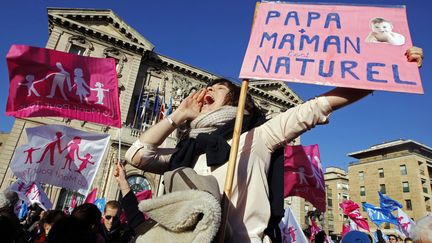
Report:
100,200,134,243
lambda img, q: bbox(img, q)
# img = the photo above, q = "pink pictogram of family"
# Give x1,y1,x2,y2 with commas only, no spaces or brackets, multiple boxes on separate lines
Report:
18,62,109,104
23,131,94,174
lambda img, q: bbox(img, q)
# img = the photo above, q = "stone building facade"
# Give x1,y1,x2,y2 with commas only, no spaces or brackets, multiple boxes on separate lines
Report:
0,7,308,215
348,139,432,230
323,166,349,240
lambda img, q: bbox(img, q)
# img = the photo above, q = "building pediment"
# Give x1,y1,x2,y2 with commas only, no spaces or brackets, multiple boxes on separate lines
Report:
249,80,303,110
48,8,154,53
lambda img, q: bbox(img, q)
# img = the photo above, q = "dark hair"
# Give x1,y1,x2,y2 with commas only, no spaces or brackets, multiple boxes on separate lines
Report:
0,215,15,243
370,17,391,25
404,237,414,242
4,191,18,208
42,210,66,225
208,78,264,117
388,234,397,239
105,200,120,212
71,203,101,232
314,230,327,243
47,216,95,243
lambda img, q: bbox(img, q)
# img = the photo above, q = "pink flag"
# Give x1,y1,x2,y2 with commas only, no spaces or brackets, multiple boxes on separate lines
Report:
6,44,121,127
136,189,152,202
309,217,322,243
284,144,326,212
84,188,97,204
339,200,370,232
341,222,350,238
70,195,77,209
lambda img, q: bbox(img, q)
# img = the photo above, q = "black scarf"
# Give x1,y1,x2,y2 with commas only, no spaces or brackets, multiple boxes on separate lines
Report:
169,114,284,239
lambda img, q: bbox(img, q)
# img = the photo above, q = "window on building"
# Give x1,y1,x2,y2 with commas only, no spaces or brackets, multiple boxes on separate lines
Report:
359,171,364,181
68,44,86,55
127,175,152,193
380,184,386,194
360,186,366,196
328,198,333,208
405,199,412,210
400,165,407,175
378,168,384,178
361,201,366,211
402,181,410,193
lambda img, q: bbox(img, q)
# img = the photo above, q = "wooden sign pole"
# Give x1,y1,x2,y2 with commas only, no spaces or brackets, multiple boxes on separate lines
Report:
218,79,249,242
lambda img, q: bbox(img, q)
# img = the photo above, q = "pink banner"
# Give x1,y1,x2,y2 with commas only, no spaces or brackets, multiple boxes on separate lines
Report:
339,200,370,232
240,2,423,94
10,124,110,194
84,188,98,204
6,44,122,127
284,144,326,212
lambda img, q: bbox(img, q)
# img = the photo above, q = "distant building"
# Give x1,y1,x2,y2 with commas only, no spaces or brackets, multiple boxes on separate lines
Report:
0,8,305,218
323,166,349,240
348,139,432,230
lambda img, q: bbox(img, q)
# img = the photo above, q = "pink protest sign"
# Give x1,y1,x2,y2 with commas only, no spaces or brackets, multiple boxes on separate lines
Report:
239,2,423,94
10,124,110,195
6,44,122,127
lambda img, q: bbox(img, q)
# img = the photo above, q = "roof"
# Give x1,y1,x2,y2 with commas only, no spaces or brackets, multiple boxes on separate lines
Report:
348,139,432,158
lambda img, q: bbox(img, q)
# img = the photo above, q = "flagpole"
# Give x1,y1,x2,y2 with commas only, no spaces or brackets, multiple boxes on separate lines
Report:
139,94,148,131
118,127,121,162
218,79,248,242
132,72,148,128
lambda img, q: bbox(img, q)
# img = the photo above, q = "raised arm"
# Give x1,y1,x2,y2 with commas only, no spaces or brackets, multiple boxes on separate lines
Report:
138,88,206,146
321,47,423,111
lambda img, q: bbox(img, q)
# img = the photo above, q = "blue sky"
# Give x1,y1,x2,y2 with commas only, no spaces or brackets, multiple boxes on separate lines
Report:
0,0,430,170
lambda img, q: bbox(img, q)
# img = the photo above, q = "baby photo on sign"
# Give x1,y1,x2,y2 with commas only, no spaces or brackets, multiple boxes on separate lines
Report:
365,17,405,45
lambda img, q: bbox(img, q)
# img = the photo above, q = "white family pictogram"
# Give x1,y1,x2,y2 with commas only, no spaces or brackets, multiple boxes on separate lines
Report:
290,154,325,190
19,62,109,105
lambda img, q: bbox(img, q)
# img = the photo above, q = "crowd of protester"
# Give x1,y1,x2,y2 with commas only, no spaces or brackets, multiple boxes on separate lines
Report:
0,187,431,242
0,190,135,243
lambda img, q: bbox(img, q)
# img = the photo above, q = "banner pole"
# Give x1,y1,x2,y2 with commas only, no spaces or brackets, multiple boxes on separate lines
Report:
218,79,249,242
118,127,122,162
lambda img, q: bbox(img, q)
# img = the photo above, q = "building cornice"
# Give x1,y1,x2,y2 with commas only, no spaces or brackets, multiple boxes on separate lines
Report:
348,139,432,159
48,8,153,55
147,52,218,82
249,81,303,109
348,151,432,167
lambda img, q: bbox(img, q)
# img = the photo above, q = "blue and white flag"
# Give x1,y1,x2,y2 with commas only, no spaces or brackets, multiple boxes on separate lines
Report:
141,94,149,118
362,202,398,226
152,87,159,116
379,191,403,211
94,198,106,213
17,201,28,220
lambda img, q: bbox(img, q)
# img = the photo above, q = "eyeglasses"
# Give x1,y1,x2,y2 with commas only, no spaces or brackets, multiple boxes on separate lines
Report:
104,215,119,221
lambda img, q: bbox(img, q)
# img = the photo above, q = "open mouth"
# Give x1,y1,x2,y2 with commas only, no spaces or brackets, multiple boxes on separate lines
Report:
203,95,215,106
